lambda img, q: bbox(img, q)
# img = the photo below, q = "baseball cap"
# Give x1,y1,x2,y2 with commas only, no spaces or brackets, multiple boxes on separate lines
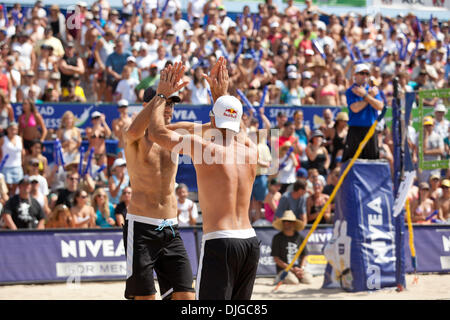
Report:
111,158,126,170
287,72,298,79
212,95,243,133
442,179,450,188
127,56,136,63
19,176,31,185
305,49,315,56
270,21,279,28
434,103,447,114
286,65,297,73
355,63,370,74
423,116,433,125
91,111,102,119
302,71,312,79
118,99,129,108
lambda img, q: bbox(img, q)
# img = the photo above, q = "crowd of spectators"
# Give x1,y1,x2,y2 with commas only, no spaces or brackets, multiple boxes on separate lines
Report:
0,0,448,230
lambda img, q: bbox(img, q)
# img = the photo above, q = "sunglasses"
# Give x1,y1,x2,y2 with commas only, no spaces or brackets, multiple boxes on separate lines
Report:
358,72,370,76
123,191,131,194
79,194,88,199
68,177,78,181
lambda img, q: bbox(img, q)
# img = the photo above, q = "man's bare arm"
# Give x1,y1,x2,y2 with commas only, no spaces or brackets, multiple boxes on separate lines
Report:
123,97,165,143
148,63,201,153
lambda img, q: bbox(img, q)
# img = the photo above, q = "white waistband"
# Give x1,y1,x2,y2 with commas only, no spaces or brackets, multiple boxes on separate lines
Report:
126,213,178,226
202,228,256,241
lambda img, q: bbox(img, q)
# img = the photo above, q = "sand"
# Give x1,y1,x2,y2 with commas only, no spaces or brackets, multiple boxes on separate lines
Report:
0,274,449,300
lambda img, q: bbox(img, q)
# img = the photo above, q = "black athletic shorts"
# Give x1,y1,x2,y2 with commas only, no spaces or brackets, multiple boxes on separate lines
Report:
341,125,379,163
196,229,260,300
123,214,195,300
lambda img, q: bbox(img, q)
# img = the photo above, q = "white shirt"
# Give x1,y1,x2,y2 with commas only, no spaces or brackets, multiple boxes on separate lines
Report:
187,81,209,105
277,157,296,184
29,174,49,196
177,199,198,227
115,78,139,103
173,19,191,40
188,0,206,22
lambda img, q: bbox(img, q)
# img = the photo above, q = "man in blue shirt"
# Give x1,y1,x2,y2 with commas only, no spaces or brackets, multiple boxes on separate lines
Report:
275,180,308,223
342,63,384,163
105,39,130,101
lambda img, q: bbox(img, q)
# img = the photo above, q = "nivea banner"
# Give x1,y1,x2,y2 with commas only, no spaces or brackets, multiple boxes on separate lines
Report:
323,160,398,292
12,103,341,132
0,228,198,284
404,225,450,273
0,225,449,284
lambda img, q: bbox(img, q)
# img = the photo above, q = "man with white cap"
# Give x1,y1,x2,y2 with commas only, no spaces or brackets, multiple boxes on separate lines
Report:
433,103,449,141
148,60,260,300
342,63,384,163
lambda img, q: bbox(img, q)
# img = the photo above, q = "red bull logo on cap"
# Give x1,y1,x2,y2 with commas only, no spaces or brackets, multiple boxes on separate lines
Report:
223,108,238,119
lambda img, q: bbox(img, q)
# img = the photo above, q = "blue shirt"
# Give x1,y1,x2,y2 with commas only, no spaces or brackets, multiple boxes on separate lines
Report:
275,191,308,220
346,83,382,127
96,203,116,228
105,51,131,74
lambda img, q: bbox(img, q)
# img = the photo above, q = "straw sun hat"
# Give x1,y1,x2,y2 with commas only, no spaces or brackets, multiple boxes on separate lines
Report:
272,210,305,231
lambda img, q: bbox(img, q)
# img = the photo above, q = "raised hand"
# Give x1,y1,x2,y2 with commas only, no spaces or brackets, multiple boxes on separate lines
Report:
203,56,229,102
156,62,190,99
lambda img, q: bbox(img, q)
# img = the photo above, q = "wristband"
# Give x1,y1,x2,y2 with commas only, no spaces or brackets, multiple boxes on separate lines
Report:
156,93,167,100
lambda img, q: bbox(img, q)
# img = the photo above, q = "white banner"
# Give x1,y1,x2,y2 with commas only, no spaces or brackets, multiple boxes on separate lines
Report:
373,0,450,11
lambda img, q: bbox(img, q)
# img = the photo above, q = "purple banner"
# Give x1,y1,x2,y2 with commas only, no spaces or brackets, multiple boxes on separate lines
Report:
404,225,450,273
0,228,198,284
0,225,448,284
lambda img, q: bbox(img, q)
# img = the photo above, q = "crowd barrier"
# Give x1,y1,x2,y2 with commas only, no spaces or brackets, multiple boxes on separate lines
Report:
0,224,449,285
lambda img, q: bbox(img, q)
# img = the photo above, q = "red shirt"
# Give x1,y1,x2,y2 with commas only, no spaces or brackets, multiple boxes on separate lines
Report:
0,73,8,95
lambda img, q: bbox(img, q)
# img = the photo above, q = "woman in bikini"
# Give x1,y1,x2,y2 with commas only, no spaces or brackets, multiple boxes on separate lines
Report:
315,71,340,106
57,111,82,164
85,112,111,167
18,98,47,153
306,179,332,224
264,178,282,223
411,182,436,224
71,189,96,228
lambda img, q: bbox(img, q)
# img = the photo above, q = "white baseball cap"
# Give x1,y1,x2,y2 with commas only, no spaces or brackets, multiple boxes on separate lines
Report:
355,63,370,74
91,111,102,118
435,103,447,114
111,158,126,170
118,99,129,107
212,95,243,133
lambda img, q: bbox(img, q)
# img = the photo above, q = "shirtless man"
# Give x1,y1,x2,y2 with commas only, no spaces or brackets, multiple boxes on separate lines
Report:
112,99,132,159
122,78,197,301
148,60,260,300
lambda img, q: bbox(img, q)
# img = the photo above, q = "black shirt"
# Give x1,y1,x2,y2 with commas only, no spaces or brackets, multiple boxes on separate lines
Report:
56,189,76,208
271,231,309,274
60,54,78,87
2,195,45,229
115,201,128,219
